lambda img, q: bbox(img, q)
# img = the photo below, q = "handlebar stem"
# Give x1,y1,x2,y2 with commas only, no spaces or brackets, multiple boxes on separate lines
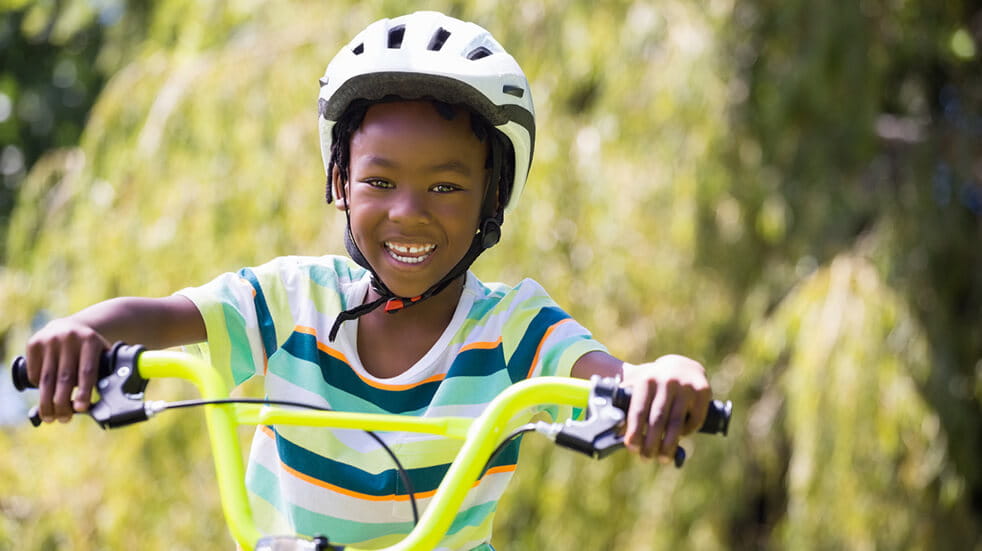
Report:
137,352,263,548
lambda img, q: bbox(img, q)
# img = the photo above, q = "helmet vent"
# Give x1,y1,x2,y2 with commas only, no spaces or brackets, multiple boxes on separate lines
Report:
467,47,492,60
502,85,525,98
427,27,451,51
352,43,364,55
387,25,406,48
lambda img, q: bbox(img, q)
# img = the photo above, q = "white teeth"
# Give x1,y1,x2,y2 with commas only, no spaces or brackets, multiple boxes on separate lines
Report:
385,242,436,264
389,252,427,264
386,242,436,254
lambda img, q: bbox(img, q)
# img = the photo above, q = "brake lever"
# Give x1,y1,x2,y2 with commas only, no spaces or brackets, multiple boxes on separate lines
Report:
87,343,150,429
553,376,731,467
14,342,151,429
554,376,632,459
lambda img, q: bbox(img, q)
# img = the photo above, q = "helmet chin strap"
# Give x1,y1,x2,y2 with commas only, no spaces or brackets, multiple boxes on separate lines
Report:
328,139,504,342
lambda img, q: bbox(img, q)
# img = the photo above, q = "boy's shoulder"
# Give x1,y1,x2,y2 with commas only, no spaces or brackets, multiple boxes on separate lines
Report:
466,275,560,319
252,254,366,281
473,276,549,299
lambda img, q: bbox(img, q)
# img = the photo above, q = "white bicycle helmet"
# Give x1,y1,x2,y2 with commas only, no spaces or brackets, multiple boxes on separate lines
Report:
317,10,535,211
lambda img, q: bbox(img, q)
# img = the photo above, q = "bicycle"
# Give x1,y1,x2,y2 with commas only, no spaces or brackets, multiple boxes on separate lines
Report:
12,342,731,551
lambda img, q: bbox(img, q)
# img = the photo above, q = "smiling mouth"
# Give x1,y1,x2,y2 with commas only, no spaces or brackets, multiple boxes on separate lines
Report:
384,242,437,264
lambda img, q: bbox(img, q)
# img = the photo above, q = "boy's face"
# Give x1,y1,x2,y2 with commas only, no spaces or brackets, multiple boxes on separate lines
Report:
335,100,488,298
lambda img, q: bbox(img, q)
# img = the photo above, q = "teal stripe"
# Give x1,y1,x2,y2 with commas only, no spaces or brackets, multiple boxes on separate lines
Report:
306,258,349,288
248,450,508,546
429,371,515,407
506,306,570,382
279,331,441,414
467,290,506,320
306,257,365,308
291,500,497,544
271,425,403,496
446,500,498,535
239,267,278,359
482,437,520,475
268,426,520,497
292,502,412,543
269,346,420,415
447,344,507,378
247,460,288,517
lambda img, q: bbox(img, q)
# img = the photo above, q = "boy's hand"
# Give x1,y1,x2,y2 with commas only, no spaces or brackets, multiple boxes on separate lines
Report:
25,318,110,424
621,355,711,462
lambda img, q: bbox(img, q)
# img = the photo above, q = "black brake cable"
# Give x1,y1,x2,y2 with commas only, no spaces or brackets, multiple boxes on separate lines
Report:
162,398,419,526
480,423,536,475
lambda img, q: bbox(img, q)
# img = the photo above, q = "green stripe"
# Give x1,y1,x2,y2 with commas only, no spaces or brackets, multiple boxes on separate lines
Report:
222,302,258,385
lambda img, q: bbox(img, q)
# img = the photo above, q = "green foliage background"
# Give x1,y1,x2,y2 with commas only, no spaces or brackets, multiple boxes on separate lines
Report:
1,0,980,549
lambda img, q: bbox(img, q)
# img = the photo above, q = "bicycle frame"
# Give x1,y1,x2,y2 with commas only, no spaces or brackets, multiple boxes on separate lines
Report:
138,350,600,551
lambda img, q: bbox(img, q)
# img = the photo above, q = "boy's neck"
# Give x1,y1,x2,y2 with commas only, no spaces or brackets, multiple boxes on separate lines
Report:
356,276,467,379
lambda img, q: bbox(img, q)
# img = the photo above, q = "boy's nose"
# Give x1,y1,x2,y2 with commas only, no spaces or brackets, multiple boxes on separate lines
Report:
388,189,431,225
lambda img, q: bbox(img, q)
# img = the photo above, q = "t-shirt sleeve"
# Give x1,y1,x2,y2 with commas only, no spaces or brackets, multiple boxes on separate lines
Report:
504,279,608,381
175,257,299,387
529,317,607,379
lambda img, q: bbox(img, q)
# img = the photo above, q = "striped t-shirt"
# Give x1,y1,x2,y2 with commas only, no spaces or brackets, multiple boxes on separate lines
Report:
178,255,605,550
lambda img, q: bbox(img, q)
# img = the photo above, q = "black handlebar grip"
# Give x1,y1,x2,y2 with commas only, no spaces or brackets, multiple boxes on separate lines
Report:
700,399,732,435
613,387,732,436
11,356,32,391
11,353,116,392
12,357,55,426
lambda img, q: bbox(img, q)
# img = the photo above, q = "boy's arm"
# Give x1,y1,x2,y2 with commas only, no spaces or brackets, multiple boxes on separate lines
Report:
571,351,711,463
25,295,206,424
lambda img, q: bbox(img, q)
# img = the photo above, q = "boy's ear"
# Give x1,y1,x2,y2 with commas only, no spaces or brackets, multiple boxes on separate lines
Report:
331,165,348,210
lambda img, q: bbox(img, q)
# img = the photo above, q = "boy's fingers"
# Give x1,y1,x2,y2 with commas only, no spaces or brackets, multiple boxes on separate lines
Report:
36,344,58,423
74,339,103,412
24,344,41,395
625,379,654,451
53,345,80,422
658,390,691,459
643,380,672,459
683,388,711,434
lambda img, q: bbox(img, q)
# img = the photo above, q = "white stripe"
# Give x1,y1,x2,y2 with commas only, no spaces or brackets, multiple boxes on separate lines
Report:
248,429,517,522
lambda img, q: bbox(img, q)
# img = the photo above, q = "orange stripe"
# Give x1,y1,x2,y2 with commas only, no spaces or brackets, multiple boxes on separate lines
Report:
292,325,445,390
295,325,351,365
259,427,516,502
458,337,503,354
259,427,400,501
527,319,574,379
482,464,518,477
358,372,446,391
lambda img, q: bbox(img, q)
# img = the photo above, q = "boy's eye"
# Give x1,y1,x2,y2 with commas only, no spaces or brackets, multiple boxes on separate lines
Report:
431,183,461,193
364,178,393,189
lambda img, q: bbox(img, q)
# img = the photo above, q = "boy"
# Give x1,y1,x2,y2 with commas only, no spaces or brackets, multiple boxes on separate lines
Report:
24,11,711,550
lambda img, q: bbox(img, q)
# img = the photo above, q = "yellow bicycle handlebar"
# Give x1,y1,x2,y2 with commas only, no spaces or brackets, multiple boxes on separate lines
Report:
13,346,730,551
